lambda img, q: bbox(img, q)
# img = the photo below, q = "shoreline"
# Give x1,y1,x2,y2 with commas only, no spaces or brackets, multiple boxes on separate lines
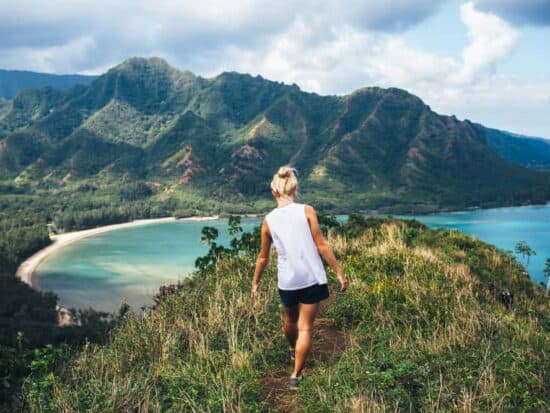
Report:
15,202,550,288
360,200,550,217
394,202,550,217
15,215,220,288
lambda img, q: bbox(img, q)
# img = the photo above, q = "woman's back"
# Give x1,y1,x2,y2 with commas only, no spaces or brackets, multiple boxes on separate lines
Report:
252,165,348,388
265,202,327,290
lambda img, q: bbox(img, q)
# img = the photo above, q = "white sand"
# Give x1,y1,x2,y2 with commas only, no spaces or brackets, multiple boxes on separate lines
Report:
15,215,220,287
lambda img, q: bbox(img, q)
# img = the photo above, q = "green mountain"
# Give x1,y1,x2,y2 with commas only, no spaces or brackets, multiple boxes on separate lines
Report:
1,57,549,212
479,126,550,171
0,69,96,99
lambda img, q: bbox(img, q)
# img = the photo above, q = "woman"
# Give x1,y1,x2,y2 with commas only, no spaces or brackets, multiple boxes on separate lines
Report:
251,165,349,389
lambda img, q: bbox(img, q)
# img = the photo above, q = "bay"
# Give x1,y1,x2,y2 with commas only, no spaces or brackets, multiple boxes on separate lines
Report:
34,218,261,312
34,205,549,312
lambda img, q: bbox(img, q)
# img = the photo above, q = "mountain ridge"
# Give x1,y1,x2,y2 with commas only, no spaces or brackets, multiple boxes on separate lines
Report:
0,57,549,212
477,125,550,171
0,68,96,99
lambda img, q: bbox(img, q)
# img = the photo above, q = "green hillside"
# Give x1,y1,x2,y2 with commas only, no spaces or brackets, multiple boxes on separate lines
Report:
1,57,549,214
22,217,549,411
480,126,550,171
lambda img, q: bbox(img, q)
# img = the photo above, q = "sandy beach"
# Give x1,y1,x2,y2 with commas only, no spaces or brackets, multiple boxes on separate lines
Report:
15,215,220,287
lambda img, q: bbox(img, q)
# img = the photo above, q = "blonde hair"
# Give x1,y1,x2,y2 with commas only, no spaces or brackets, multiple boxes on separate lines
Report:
270,165,298,198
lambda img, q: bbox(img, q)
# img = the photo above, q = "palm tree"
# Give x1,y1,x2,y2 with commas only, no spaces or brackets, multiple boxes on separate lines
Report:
514,241,536,268
544,257,550,294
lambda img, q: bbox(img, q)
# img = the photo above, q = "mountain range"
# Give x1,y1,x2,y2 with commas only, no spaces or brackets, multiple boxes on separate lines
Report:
0,69,96,100
479,126,550,171
0,57,549,212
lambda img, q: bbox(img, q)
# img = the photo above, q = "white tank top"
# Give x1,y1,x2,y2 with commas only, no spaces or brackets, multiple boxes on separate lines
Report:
265,202,328,290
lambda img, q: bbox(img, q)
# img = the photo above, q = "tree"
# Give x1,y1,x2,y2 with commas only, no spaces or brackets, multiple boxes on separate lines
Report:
318,213,340,236
514,241,536,267
200,226,219,246
544,257,550,294
227,216,242,236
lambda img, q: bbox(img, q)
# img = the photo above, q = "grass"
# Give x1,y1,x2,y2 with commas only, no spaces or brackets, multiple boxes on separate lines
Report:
300,223,548,412
23,218,549,412
24,253,282,412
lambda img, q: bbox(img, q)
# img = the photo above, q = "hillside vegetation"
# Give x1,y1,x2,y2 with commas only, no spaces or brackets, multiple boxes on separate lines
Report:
0,211,128,410
480,126,550,171
23,217,549,412
1,57,549,215
1,57,549,412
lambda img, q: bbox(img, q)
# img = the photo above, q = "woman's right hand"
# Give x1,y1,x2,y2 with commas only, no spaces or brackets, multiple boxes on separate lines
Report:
251,283,260,302
337,273,349,292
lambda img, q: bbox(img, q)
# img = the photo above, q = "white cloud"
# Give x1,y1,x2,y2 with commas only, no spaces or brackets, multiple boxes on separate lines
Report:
453,2,519,84
211,2,519,96
207,2,550,136
0,1,441,76
0,36,96,73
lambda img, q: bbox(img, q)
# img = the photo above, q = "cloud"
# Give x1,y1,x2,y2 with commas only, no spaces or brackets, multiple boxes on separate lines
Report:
0,36,96,74
475,0,550,26
453,2,519,84
0,0,443,73
0,1,548,136
216,20,458,95
320,0,445,32
210,2,550,136
213,2,519,93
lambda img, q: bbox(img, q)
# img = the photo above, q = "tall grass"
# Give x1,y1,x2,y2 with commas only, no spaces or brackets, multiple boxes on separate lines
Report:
302,222,549,412
24,219,549,412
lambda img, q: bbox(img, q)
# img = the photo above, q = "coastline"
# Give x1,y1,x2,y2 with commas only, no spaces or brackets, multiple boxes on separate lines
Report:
15,203,549,289
15,215,220,288
361,199,550,217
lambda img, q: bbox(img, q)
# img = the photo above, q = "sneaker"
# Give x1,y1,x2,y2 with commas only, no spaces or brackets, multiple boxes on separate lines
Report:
289,374,303,390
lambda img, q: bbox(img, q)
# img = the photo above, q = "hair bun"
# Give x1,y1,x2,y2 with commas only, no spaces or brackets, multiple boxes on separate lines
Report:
271,165,298,197
277,167,293,179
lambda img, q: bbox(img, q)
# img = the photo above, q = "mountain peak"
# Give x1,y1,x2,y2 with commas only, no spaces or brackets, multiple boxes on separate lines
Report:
111,56,178,75
104,56,199,88
89,57,198,112
347,85,424,103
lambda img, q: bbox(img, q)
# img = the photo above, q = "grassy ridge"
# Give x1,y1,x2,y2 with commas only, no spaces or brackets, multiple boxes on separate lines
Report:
25,250,281,412
23,218,549,412
303,221,548,411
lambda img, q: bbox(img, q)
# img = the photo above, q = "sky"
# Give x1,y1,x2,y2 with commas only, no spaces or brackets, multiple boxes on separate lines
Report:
1,0,549,137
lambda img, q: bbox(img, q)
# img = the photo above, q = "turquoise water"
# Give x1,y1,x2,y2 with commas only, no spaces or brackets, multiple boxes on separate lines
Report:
35,205,549,312
34,219,261,312
400,205,550,287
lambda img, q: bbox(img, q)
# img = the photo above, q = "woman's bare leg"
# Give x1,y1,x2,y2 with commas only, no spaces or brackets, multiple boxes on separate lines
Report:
292,302,319,377
283,305,299,348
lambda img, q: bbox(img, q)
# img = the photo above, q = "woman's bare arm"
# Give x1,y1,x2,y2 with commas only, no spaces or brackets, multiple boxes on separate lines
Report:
251,219,272,300
305,205,349,291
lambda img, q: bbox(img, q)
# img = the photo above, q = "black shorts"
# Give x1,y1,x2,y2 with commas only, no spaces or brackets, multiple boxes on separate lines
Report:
278,283,329,307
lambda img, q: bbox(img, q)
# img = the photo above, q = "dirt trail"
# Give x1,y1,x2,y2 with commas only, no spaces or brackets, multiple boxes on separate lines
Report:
261,297,350,412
